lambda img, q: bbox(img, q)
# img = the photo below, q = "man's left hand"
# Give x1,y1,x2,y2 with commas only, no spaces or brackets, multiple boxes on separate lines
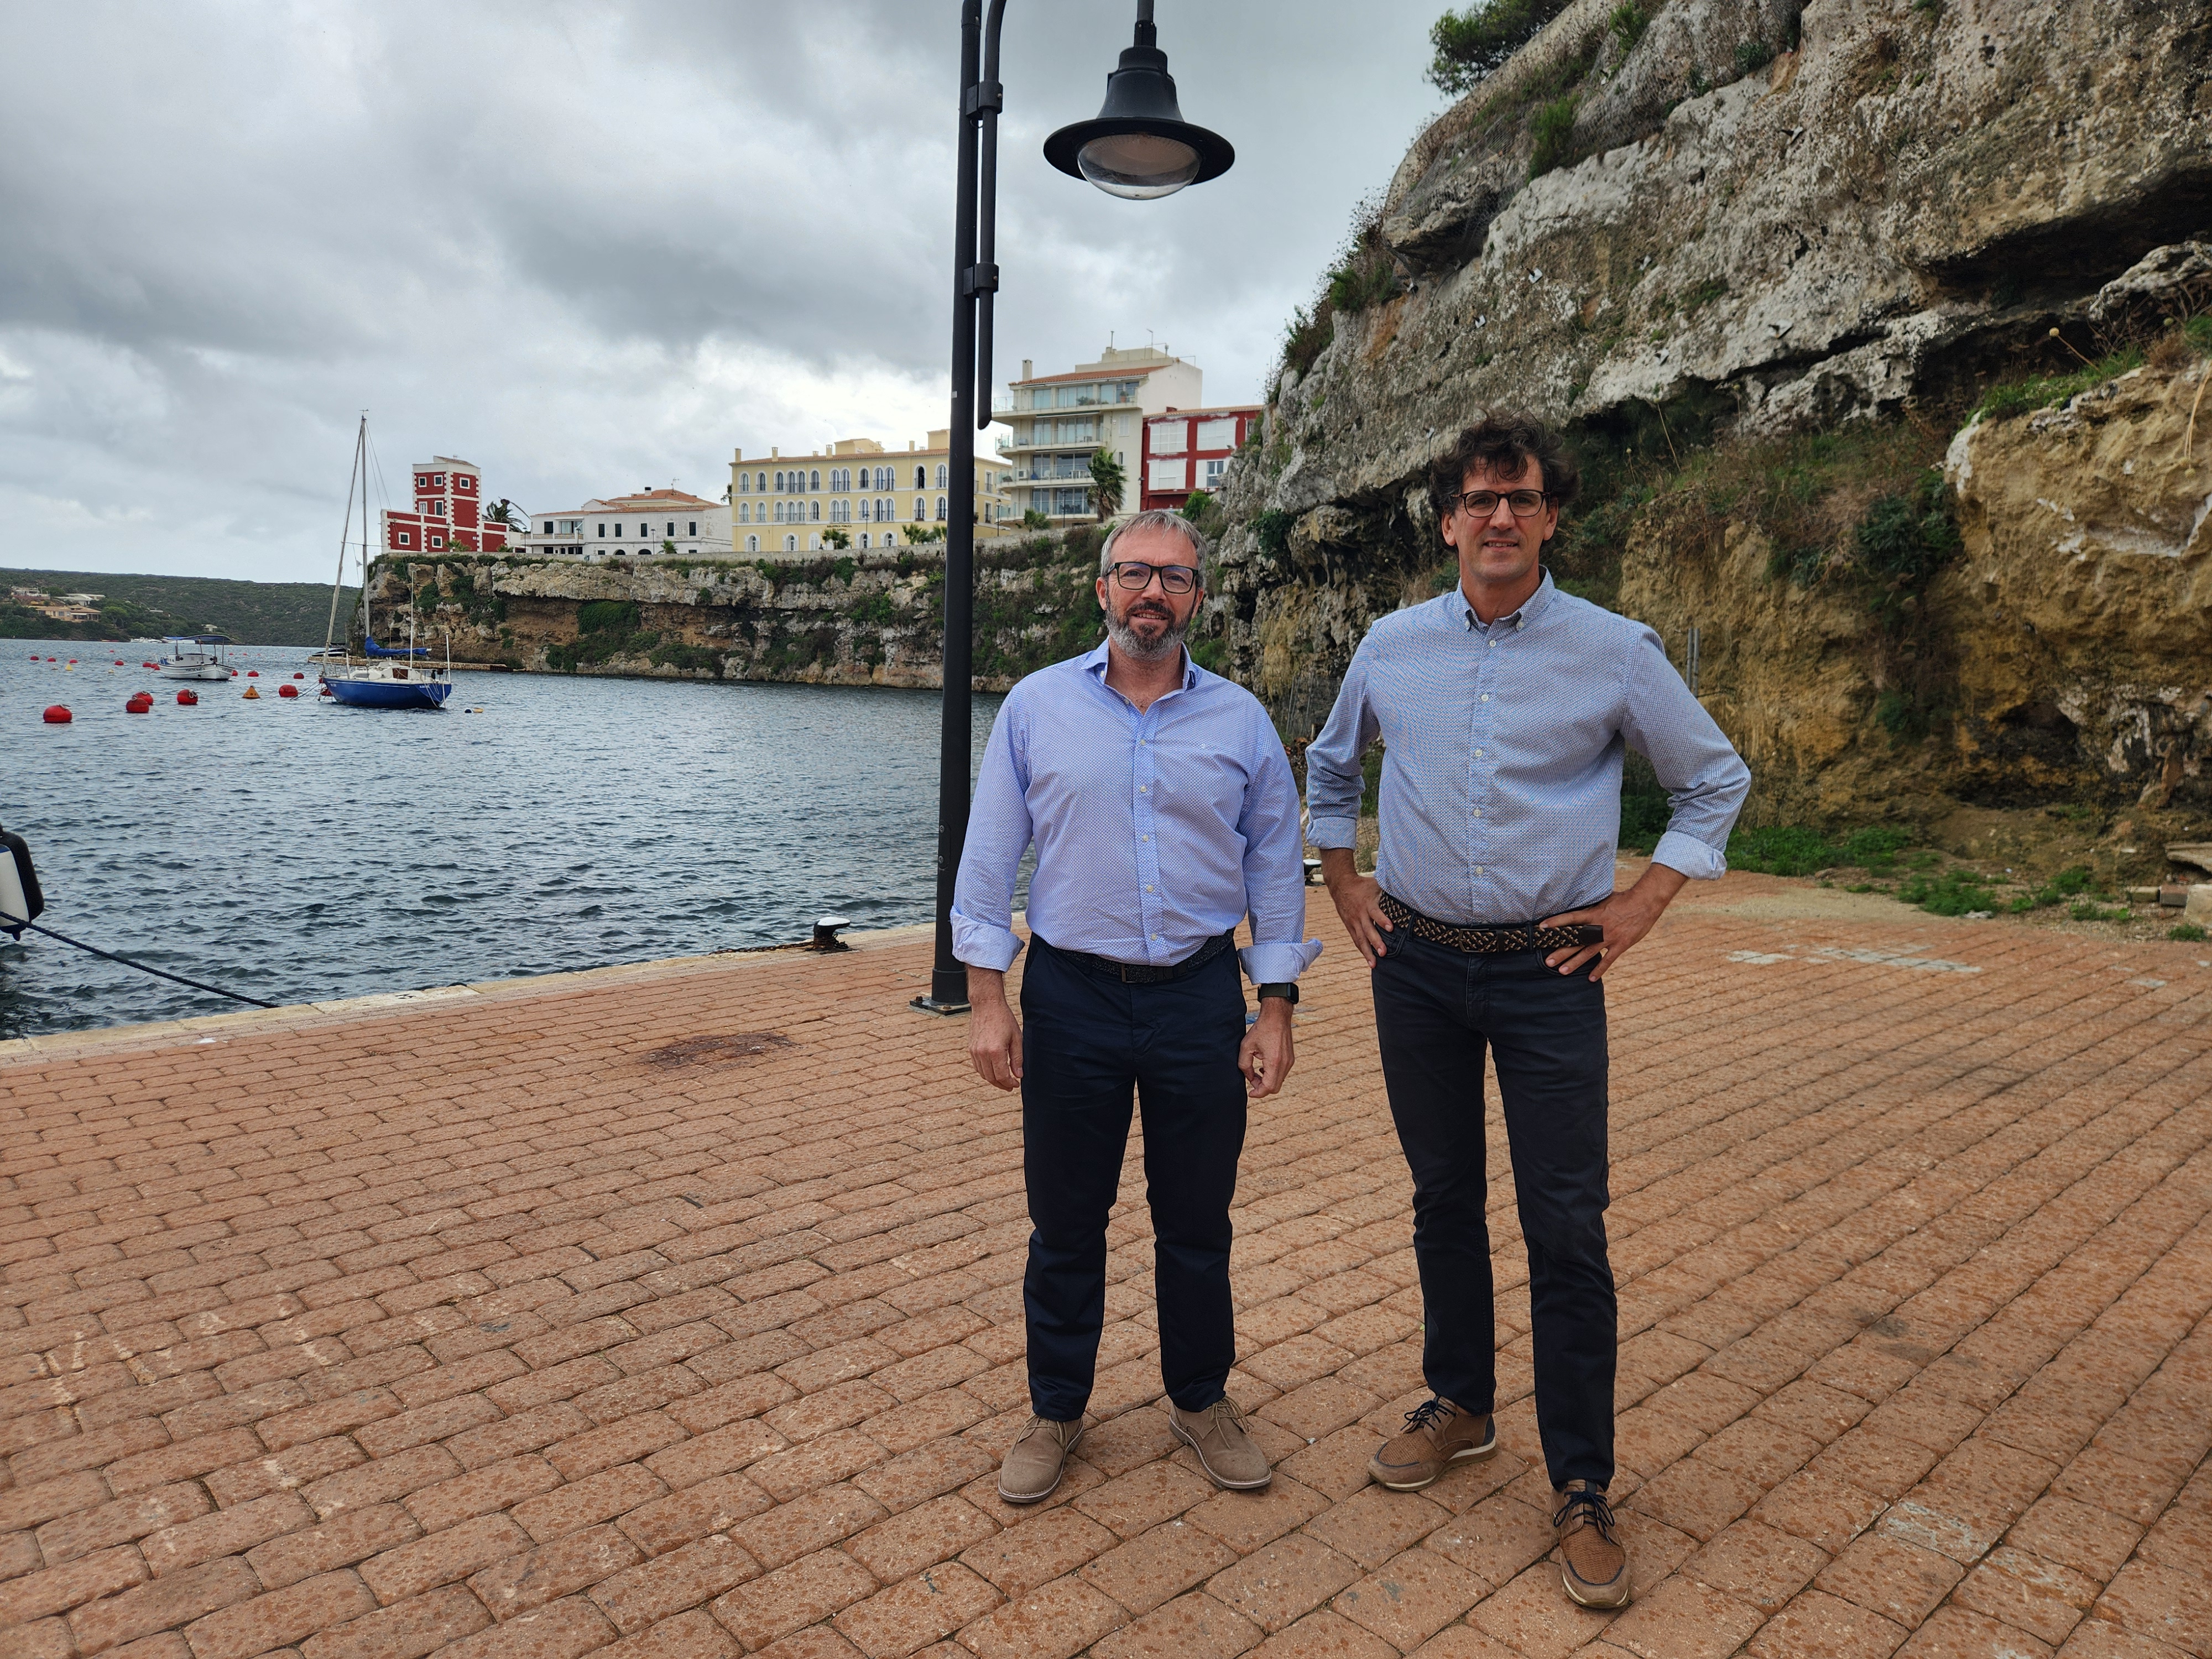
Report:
1542,862,1689,980
1239,998,1296,1098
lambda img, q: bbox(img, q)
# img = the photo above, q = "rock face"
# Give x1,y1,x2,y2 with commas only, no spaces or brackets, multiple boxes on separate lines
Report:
1211,0,2212,827
363,538,1112,692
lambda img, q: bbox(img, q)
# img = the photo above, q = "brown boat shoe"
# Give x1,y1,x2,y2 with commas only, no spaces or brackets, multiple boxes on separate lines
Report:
1368,1396,1497,1491
1553,1480,1631,1608
998,1414,1084,1504
1169,1397,1272,1490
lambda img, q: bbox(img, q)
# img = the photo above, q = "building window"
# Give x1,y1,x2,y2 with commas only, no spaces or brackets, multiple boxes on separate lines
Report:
739,502,749,523
541,521,552,534
984,504,994,523
809,500,820,521
914,497,926,520
688,521,697,536
774,471,785,491
859,533,870,549
598,523,606,536
784,535,796,552
935,495,947,521
747,534,759,551
936,463,948,488
913,465,926,489
430,535,444,549
397,532,412,547
810,469,821,491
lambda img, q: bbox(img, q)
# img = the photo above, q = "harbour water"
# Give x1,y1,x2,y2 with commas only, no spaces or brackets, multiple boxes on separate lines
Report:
1,643,1008,1037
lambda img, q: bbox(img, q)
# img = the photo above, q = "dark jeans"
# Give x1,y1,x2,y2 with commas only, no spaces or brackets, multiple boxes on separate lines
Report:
1019,936,1248,1422
1371,927,1616,1490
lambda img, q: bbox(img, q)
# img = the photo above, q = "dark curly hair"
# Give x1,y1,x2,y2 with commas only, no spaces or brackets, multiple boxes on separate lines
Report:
1426,413,1581,541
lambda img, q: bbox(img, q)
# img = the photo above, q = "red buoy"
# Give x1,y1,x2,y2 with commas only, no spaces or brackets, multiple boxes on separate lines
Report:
125,694,152,714
293,671,305,680
43,705,71,723
176,690,199,706
277,682,299,698
246,670,259,677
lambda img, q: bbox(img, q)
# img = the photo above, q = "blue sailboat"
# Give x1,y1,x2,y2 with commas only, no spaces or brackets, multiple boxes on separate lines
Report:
316,415,454,711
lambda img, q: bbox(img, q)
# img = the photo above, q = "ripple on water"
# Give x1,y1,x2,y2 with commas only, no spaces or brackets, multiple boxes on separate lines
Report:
1,644,1006,1036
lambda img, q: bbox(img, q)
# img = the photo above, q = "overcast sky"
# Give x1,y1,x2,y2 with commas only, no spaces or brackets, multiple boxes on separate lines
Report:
0,1,1445,584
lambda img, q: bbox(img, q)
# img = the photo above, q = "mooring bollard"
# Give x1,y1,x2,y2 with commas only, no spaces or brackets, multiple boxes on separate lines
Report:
811,916,852,952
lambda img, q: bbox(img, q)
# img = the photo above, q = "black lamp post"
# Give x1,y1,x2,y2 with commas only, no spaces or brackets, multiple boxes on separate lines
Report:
911,0,1234,1015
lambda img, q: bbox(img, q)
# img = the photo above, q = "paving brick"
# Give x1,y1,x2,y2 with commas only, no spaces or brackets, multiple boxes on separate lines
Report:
301,1583,494,1659
845,1495,998,1585
956,1573,1128,1659
67,1555,259,1653
471,1521,644,1621
360,1511,530,1603
180,1568,378,1659
513,1462,670,1543
1744,1588,1909,1659
1088,1588,1261,1659
586,1532,760,1633
619,1472,775,1557
709,1548,878,1650
0,1543,151,1625
437,1593,619,1659
1329,1547,1485,1650
35,1484,211,1564
246,1503,422,1589
831,1559,1000,1657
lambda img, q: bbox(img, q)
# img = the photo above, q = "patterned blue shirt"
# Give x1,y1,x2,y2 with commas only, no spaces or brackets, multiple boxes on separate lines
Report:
953,641,1322,983
1305,572,1750,925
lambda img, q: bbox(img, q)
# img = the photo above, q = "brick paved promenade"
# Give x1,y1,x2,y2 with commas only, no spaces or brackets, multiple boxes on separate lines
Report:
3,876,2209,1659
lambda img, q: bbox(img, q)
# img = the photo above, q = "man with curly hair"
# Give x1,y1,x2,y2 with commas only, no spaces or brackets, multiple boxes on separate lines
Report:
1305,413,1749,1609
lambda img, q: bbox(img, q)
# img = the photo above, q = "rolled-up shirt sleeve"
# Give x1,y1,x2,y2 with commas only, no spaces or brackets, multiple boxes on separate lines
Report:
950,698,1033,970
1302,641,1377,852
1237,731,1324,984
1619,624,1750,879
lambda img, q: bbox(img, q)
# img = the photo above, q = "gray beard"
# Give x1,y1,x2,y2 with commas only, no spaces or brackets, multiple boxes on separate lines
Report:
1107,608,1188,663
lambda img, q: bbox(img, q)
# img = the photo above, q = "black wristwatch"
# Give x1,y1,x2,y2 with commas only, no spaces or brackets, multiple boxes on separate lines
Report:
1256,982,1300,1005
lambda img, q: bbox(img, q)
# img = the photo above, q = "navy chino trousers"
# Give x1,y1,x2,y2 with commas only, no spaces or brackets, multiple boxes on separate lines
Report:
1018,935,1248,1422
1371,926,1617,1491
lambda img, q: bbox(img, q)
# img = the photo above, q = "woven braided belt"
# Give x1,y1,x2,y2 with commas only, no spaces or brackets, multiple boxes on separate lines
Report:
1379,892,1604,956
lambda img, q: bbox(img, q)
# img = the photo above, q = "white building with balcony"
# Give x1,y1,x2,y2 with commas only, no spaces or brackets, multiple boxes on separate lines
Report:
515,489,732,560
998,343,1203,523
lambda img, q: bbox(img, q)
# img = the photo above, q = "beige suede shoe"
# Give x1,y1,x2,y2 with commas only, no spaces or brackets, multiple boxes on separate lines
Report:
1554,1481,1631,1608
998,1415,1083,1504
1170,1397,1272,1490
1368,1397,1497,1491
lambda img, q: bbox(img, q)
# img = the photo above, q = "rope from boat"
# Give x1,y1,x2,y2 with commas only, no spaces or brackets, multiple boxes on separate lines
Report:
0,911,278,1009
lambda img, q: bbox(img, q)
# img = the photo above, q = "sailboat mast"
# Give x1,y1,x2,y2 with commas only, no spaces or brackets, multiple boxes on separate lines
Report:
324,415,364,656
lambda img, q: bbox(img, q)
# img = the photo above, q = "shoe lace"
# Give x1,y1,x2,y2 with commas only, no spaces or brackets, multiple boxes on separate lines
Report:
1401,1397,1455,1434
1552,1484,1618,1542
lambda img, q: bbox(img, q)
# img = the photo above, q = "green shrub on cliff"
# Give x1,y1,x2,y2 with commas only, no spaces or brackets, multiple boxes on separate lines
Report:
1428,0,1573,93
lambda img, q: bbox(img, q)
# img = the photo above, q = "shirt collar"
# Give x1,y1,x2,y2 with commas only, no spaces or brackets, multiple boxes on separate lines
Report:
1458,567,1557,633
1082,638,1198,693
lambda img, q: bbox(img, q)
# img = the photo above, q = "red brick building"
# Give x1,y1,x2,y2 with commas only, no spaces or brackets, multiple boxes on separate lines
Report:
1140,405,1261,512
382,456,512,556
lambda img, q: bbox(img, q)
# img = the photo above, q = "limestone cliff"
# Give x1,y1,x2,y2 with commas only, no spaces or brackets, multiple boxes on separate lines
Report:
361,535,1114,693
1211,0,2212,843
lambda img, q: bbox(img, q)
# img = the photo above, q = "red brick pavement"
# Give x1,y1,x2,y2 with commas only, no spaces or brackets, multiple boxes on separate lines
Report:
2,878,2209,1659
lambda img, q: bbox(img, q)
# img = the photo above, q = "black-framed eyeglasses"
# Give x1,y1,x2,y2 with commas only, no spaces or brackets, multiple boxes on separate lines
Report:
1107,560,1199,594
1449,488,1552,518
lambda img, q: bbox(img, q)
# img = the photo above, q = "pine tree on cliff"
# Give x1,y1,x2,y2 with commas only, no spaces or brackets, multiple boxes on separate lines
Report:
1089,450,1126,521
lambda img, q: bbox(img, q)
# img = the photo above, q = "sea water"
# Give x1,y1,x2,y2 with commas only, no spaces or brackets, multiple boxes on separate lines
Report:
1,643,1008,1036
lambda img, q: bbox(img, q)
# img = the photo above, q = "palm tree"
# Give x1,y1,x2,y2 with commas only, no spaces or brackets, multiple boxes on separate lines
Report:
1088,450,1126,521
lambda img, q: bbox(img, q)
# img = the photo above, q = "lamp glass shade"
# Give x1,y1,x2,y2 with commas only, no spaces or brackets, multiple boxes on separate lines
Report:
1077,132,1202,199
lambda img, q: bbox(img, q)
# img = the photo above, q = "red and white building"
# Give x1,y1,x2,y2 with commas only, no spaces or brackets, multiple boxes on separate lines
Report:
1140,406,1261,512
382,456,513,556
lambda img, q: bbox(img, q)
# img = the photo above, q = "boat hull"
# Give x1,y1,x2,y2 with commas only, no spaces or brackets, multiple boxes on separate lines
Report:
324,676,451,709
159,662,236,681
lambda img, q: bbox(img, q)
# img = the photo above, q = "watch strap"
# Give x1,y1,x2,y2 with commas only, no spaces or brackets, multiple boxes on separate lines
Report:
1256,982,1300,1004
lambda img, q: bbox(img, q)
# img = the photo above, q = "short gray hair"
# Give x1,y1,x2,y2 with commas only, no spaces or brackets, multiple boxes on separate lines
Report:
1099,508,1212,584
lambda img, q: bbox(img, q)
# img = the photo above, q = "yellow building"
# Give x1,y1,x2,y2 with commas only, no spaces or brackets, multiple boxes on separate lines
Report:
727,431,1015,555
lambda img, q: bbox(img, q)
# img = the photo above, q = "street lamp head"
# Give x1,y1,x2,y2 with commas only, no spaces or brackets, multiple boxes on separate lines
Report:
1044,7,1233,200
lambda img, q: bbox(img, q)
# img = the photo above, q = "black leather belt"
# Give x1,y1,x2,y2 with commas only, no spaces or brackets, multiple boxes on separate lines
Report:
1034,929,1237,984
1379,892,1603,956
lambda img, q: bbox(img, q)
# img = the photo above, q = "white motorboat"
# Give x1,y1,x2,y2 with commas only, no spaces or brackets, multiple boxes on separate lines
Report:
158,635,239,681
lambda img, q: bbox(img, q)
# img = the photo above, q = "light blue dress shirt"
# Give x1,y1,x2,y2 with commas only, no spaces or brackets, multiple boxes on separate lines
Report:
952,641,1322,983
1305,571,1750,926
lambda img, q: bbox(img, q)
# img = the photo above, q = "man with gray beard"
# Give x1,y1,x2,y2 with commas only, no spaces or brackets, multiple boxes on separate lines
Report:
953,508,1319,1504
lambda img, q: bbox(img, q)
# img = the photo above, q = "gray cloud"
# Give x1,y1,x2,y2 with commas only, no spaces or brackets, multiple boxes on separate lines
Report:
0,0,1442,582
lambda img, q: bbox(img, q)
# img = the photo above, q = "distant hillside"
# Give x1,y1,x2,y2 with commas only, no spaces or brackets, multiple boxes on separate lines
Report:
0,568,354,645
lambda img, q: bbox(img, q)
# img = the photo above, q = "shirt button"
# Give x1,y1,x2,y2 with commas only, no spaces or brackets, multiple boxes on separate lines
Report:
1489,639,1498,649
1475,866,1485,874
1472,809,1481,818
1481,694,1491,702
1144,885,1154,893
1474,749,1484,758
1139,785,1147,792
